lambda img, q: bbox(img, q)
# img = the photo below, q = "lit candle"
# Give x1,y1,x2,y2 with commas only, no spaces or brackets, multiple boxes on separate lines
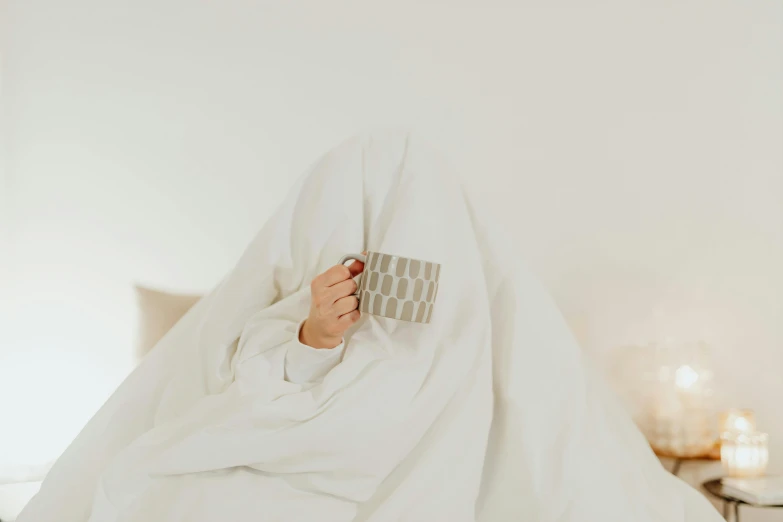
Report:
644,343,717,459
721,432,769,478
649,364,714,457
720,409,756,435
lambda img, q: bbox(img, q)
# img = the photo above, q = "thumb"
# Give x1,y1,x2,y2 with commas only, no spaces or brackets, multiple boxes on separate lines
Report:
347,258,365,277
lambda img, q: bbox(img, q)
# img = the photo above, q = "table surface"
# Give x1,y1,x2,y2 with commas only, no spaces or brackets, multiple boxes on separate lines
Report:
703,478,783,508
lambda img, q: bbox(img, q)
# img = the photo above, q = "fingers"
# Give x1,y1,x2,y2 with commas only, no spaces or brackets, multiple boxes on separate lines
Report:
338,309,361,326
334,295,359,316
320,264,353,287
329,278,358,302
316,260,364,289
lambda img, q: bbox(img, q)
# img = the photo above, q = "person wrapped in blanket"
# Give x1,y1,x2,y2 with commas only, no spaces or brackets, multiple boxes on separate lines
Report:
18,132,722,522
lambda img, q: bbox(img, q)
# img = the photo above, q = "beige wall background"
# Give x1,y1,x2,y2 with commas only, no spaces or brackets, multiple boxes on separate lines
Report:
1,1,781,517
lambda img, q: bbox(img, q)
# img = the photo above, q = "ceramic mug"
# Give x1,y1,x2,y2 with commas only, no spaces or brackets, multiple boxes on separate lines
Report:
338,251,441,324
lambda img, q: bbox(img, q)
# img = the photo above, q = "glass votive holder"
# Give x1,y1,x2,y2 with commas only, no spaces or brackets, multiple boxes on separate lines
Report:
721,431,769,478
720,409,756,435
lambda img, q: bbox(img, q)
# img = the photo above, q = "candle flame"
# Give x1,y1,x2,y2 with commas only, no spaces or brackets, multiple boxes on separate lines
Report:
733,417,752,433
674,365,699,390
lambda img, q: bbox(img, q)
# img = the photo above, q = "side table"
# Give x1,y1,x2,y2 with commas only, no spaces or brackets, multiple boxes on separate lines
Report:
702,478,783,522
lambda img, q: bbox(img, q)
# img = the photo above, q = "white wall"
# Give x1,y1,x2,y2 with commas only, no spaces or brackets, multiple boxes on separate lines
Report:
2,0,782,515
0,1,10,380
0,0,9,304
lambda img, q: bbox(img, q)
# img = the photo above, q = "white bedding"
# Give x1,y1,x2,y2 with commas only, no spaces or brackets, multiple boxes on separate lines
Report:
17,131,721,521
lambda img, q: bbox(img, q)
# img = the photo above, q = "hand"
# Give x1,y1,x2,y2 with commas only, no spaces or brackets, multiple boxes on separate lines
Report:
300,259,365,349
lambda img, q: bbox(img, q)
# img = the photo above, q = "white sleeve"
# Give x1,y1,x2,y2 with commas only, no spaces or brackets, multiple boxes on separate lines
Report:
284,321,345,384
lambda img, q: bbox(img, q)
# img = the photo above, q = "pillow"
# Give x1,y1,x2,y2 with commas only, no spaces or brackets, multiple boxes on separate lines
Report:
134,285,202,361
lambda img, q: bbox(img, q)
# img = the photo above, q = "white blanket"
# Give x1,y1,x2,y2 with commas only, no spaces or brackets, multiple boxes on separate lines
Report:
18,132,721,522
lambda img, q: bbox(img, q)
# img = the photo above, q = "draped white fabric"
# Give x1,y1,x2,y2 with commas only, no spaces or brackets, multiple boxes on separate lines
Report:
17,132,721,522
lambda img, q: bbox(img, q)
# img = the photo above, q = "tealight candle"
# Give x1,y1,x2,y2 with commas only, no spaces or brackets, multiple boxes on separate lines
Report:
642,342,717,459
721,432,769,478
720,409,756,435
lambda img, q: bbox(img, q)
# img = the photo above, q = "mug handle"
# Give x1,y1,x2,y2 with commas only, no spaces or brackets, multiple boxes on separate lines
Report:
338,253,367,297
338,253,366,265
